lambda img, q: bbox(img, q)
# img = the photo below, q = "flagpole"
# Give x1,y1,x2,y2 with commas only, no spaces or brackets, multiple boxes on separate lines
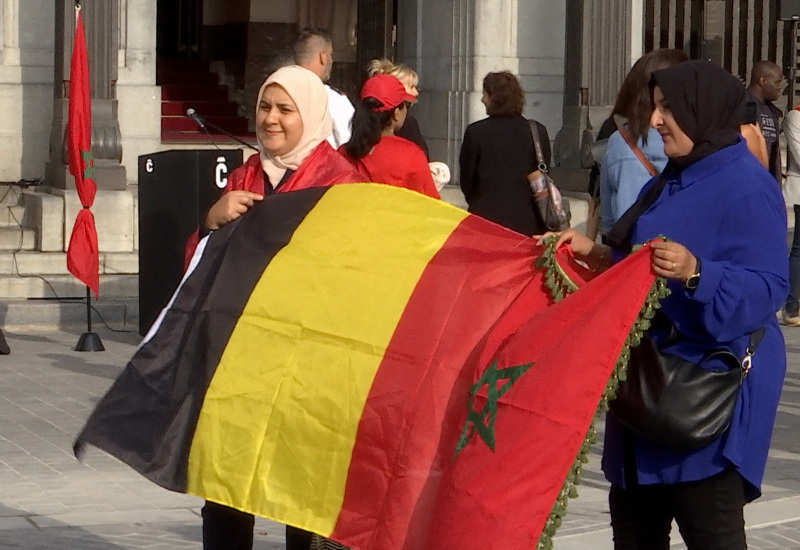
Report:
69,0,103,352
75,285,104,352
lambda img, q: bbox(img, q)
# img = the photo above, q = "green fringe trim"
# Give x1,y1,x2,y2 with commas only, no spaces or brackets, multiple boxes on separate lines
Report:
534,235,580,301
534,237,670,550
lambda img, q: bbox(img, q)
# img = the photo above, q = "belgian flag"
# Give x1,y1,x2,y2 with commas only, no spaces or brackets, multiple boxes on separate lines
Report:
75,184,660,550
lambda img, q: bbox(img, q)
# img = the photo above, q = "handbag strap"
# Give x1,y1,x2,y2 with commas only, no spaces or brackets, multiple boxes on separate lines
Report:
619,127,658,177
528,120,548,172
742,327,766,376
655,312,765,375
748,327,766,352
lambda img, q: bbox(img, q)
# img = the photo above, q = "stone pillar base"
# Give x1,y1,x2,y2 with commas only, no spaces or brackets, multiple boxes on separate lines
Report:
45,161,127,191
22,185,137,253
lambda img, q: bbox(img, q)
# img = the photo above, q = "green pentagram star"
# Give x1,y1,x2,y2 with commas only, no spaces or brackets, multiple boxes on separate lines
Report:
81,149,95,181
453,359,534,459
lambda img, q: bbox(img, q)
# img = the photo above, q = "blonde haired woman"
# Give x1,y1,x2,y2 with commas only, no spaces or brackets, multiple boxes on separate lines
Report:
367,58,429,159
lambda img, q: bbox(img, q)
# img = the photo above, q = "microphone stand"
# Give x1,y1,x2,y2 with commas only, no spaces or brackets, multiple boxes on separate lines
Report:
188,111,259,151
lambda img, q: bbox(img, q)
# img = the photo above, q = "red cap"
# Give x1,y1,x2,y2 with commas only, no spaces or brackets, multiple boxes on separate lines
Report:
360,74,417,112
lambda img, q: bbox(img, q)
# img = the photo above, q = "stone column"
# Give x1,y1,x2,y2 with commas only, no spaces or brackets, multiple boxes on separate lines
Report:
551,0,634,193
397,0,566,187
396,0,477,180
45,0,126,190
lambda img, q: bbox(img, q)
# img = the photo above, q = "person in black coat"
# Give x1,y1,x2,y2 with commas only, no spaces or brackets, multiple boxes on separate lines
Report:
459,70,550,236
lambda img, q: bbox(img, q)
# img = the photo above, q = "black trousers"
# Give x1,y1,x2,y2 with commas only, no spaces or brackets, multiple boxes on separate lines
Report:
201,501,313,550
609,468,747,550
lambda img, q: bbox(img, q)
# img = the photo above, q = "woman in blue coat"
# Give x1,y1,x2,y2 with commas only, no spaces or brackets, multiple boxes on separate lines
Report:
546,60,788,549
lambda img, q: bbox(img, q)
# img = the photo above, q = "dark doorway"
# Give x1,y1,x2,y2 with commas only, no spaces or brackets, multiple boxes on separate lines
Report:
355,0,395,84
157,0,203,59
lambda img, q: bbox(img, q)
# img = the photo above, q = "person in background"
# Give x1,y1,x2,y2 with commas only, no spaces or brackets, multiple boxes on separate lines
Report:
197,65,364,550
294,28,354,149
546,60,787,549
599,49,688,235
459,70,549,236
264,49,295,78
782,104,800,326
367,58,429,159
342,74,438,199
746,60,784,182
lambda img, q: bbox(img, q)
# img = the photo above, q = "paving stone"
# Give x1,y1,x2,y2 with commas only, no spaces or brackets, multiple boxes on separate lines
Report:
3,326,800,549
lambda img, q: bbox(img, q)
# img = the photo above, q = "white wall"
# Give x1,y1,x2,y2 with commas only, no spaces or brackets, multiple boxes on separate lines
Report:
117,0,161,181
0,0,55,182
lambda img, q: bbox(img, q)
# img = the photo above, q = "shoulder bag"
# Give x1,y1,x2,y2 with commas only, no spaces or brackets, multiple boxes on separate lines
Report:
527,121,570,231
609,314,765,451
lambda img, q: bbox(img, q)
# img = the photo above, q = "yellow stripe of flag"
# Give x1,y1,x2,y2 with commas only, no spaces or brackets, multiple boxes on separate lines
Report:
186,184,469,534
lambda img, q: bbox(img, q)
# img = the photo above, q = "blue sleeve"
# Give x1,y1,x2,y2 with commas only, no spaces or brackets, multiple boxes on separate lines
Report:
612,157,656,221
599,133,624,233
678,184,788,341
600,133,657,231
598,160,616,234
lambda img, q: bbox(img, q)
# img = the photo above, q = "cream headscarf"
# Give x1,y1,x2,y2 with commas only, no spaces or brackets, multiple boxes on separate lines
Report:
256,65,333,186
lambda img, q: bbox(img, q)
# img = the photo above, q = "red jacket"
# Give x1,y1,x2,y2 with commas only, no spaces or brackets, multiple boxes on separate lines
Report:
341,136,439,199
185,142,365,266
226,141,364,195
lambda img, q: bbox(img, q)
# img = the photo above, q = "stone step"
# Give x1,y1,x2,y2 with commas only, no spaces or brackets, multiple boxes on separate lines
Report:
0,297,138,331
0,227,35,250
0,252,138,276
0,205,26,227
0,274,138,299
0,185,23,206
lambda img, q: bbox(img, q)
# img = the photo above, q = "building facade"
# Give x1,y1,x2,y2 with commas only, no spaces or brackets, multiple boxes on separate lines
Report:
0,0,794,302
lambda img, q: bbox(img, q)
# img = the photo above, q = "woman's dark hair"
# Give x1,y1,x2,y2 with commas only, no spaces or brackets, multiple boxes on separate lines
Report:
345,97,398,160
612,48,688,144
482,71,525,117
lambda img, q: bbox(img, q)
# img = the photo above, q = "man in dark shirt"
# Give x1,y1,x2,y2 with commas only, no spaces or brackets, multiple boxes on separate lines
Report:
746,60,784,183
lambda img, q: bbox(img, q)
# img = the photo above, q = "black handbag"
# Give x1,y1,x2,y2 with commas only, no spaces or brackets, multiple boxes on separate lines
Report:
609,317,765,451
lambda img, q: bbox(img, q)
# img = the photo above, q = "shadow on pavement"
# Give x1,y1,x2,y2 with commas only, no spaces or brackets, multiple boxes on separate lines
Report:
40,353,123,381
0,503,130,550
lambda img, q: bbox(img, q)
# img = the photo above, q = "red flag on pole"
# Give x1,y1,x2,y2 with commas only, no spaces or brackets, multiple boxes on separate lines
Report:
66,5,99,296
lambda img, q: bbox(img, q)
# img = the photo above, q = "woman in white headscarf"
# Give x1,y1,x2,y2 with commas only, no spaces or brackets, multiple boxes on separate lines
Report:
186,65,363,261
197,66,363,550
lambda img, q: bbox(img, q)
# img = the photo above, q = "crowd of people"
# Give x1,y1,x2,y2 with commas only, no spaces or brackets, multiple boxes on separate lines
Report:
187,24,794,550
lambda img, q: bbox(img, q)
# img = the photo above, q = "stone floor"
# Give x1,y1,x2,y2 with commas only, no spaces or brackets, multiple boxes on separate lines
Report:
2,324,800,549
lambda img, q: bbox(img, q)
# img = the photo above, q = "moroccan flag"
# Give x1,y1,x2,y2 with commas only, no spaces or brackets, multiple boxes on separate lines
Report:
75,184,661,549
66,6,99,296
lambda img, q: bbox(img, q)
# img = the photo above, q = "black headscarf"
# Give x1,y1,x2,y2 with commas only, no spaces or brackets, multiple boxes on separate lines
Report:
605,61,747,251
